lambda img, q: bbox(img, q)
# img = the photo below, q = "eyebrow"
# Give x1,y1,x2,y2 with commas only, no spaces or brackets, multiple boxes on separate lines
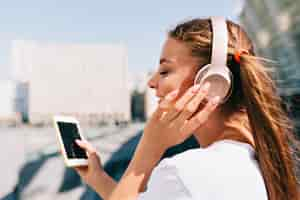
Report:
159,58,174,65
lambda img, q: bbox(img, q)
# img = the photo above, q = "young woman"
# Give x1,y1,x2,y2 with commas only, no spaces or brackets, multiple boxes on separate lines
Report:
74,17,300,200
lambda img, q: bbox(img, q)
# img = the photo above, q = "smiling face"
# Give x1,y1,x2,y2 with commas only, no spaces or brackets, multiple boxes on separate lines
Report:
147,36,227,147
147,37,201,101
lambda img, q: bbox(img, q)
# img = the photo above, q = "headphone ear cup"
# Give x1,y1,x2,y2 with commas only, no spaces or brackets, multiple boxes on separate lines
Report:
194,64,233,104
194,64,210,85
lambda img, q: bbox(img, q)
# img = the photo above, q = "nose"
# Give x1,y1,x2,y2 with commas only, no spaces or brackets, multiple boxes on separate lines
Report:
147,72,158,89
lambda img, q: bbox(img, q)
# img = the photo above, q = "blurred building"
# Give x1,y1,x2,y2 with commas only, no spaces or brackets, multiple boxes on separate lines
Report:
0,80,21,125
129,71,158,121
144,71,158,119
240,0,300,132
11,40,131,125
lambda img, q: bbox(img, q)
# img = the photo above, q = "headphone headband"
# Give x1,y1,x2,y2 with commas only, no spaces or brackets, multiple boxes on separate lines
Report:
210,16,228,66
193,16,233,104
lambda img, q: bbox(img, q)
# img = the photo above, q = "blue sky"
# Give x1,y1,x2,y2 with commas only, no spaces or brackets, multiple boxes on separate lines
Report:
0,0,244,79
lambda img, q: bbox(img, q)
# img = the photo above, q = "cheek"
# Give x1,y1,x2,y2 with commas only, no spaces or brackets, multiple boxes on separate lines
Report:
158,74,193,96
176,75,195,96
158,78,177,95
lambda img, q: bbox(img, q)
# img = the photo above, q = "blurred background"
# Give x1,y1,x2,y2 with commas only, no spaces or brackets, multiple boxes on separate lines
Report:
0,0,299,199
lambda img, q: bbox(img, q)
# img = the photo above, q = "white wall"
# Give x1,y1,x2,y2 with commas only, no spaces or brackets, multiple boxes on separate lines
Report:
12,40,131,124
0,80,17,119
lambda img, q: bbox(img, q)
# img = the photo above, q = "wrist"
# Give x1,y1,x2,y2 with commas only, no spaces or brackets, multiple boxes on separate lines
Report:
140,140,165,164
141,134,167,155
90,169,117,199
106,136,165,200
86,168,105,188
132,137,166,173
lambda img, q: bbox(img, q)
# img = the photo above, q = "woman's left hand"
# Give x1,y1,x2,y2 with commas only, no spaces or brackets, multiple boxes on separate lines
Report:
143,82,220,151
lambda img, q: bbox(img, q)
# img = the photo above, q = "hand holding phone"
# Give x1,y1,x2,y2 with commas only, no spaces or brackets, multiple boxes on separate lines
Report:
53,116,88,167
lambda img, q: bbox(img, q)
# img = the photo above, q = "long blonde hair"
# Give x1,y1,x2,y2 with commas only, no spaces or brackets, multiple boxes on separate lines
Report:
169,18,300,200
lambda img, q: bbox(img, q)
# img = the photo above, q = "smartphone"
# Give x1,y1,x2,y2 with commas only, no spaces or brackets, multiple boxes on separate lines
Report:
53,115,88,167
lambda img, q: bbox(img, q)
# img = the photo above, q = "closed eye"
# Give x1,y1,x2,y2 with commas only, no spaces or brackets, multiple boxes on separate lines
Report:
159,71,168,75
159,71,169,76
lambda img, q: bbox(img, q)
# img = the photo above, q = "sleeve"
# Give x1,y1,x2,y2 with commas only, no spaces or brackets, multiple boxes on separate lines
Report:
137,159,192,200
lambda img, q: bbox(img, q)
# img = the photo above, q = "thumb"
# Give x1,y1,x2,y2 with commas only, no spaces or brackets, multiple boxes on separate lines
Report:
75,139,102,169
152,89,179,120
75,139,96,155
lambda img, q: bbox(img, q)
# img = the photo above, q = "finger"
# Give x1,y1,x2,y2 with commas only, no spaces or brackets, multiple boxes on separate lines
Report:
74,166,87,171
181,96,220,134
59,148,64,155
76,140,97,156
152,89,179,120
74,166,87,176
160,83,204,123
175,82,210,124
159,89,179,109
76,140,101,170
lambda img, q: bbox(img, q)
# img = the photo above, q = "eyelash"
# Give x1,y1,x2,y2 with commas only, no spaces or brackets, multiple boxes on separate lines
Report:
159,71,168,75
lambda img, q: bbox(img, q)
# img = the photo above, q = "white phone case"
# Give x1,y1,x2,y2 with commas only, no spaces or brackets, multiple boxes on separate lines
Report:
53,115,88,167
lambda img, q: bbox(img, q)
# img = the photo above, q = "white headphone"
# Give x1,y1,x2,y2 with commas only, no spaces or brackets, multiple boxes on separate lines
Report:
194,16,233,105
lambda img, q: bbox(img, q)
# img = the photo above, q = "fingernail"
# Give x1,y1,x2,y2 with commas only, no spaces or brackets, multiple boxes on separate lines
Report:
202,82,211,91
211,96,220,105
166,89,179,100
75,139,81,144
192,84,201,93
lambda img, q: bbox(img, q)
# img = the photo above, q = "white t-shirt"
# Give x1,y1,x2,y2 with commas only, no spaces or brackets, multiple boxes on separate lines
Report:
138,139,268,200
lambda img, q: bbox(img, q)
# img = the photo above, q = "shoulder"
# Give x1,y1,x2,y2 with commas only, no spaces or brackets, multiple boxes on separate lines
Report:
152,141,268,199
162,141,238,171
164,141,262,180
165,140,258,168
150,145,227,192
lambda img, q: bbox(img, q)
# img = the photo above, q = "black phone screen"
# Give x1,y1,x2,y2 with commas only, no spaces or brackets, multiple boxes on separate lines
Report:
57,122,88,159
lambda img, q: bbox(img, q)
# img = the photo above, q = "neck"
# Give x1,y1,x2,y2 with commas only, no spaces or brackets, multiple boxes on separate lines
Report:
193,108,226,148
193,109,255,149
